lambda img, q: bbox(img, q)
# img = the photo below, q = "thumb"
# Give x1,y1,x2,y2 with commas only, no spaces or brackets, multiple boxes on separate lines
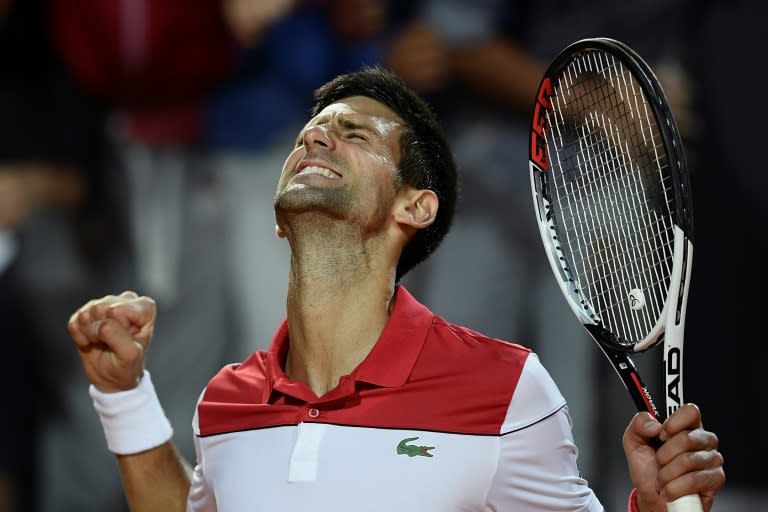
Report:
625,411,662,448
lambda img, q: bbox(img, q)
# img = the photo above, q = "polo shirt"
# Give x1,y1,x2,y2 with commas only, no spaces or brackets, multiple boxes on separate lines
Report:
188,286,603,511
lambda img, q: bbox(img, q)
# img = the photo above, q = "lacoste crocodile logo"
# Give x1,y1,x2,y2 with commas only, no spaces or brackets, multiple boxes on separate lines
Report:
396,437,435,457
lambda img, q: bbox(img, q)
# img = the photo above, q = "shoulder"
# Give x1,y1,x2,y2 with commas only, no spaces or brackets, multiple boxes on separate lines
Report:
194,351,272,436
424,316,532,369
398,315,565,435
422,317,566,433
202,351,271,403
415,315,535,391
503,353,566,433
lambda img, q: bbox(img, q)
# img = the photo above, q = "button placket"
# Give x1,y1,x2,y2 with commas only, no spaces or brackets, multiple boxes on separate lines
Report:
288,422,327,482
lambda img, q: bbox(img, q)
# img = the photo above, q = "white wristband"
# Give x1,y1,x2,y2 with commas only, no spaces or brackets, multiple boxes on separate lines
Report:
89,370,174,455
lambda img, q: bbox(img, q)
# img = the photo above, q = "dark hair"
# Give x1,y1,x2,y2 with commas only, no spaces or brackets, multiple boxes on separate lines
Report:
311,66,458,281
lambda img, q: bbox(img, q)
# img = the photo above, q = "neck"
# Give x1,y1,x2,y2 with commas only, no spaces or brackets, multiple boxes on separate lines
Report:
282,218,399,397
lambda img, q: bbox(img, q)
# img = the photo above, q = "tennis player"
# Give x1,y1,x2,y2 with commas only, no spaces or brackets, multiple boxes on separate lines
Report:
67,66,724,512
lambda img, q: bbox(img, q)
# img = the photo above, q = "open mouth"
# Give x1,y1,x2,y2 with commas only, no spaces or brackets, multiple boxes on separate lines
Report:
297,164,341,179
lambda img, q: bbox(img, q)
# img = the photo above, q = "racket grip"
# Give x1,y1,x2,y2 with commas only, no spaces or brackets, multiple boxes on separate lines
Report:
666,494,703,512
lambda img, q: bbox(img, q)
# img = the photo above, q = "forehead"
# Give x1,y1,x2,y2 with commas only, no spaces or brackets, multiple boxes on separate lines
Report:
308,96,405,130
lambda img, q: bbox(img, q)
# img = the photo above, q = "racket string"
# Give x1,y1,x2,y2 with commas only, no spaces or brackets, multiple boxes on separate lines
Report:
544,49,678,345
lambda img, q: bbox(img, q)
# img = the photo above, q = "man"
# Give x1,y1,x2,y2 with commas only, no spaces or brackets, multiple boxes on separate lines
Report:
67,67,725,511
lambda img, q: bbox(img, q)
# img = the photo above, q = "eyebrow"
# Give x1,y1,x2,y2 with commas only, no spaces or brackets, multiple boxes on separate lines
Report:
337,117,371,132
316,114,375,132
295,114,377,145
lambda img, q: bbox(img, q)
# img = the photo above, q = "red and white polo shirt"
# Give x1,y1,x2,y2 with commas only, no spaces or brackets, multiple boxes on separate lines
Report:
188,286,603,511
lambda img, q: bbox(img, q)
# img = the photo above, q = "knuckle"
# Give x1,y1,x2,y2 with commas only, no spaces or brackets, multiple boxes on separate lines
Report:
93,302,112,316
76,312,91,328
140,296,157,313
97,318,116,338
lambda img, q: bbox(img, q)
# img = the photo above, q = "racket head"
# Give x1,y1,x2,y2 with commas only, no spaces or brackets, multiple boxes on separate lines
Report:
528,37,693,356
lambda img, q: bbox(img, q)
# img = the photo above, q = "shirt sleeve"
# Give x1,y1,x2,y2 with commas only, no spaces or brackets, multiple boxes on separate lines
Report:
187,388,217,512
486,354,604,510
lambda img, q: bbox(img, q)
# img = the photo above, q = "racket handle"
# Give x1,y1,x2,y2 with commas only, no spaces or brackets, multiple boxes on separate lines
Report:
666,494,703,512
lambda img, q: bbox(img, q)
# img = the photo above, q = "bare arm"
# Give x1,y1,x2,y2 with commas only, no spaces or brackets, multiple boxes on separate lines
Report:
118,442,192,512
0,163,85,229
68,291,193,511
450,38,547,113
384,21,546,112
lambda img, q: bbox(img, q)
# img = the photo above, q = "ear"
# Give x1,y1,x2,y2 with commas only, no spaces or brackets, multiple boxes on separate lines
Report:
394,188,439,231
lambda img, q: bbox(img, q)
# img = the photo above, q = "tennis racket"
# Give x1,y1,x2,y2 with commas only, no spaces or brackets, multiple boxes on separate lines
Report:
528,38,699,511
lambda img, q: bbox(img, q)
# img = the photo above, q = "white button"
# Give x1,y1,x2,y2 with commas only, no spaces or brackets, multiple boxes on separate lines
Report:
308,408,320,418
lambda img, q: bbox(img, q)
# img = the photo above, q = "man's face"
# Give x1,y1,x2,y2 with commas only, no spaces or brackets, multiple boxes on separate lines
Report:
274,96,405,232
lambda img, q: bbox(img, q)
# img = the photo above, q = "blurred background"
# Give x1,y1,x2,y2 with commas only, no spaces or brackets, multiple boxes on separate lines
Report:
1,0,764,510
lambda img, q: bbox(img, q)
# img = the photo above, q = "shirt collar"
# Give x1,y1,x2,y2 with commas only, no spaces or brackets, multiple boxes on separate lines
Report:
264,285,434,396
351,285,433,387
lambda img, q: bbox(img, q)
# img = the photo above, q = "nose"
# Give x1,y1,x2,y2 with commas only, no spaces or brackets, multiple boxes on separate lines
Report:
303,124,334,150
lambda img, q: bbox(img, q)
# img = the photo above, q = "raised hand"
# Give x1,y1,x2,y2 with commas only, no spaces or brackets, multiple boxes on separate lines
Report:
67,291,157,393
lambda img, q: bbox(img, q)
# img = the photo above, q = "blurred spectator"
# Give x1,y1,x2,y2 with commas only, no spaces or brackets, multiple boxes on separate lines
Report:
386,0,581,442
25,1,398,510
206,0,390,355
26,1,245,509
385,0,766,509
1,0,101,509
11,0,759,510
384,0,709,510
515,1,713,508
384,0,606,498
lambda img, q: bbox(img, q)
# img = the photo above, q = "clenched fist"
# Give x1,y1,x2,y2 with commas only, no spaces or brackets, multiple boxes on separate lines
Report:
67,291,156,393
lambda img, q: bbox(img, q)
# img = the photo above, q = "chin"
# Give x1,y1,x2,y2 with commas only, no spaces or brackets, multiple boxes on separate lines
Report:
275,185,352,214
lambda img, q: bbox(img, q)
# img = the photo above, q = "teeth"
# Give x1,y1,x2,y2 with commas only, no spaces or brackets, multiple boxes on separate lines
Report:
299,165,339,178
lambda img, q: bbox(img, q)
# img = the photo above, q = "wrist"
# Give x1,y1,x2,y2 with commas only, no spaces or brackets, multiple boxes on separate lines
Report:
629,487,669,512
90,370,173,454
